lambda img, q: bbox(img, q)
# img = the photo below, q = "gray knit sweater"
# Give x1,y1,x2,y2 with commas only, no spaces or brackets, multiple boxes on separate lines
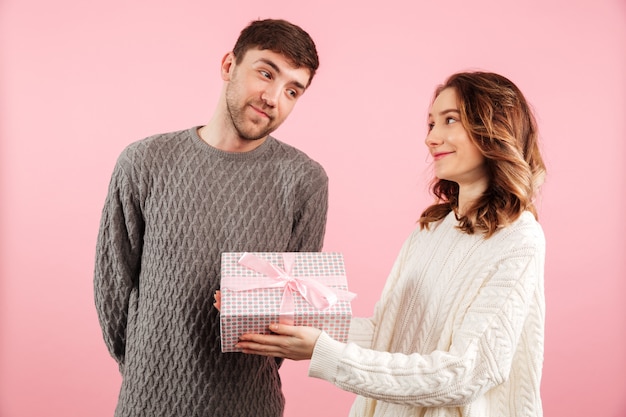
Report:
94,127,328,417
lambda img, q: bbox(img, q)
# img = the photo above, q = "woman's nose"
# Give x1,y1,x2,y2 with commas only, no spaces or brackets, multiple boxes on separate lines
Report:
425,129,443,148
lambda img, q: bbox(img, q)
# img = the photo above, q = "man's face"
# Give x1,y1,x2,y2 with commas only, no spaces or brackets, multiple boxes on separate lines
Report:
223,48,312,141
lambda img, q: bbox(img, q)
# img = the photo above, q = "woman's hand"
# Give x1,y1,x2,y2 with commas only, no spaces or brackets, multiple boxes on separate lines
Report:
216,291,321,360
236,324,322,361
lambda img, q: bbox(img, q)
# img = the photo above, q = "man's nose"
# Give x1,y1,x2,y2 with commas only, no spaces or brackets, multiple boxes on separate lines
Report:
261,85,279,107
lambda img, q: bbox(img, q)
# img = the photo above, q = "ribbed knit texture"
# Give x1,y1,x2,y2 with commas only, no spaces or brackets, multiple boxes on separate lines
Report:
94,127,328,417
309,211,545,417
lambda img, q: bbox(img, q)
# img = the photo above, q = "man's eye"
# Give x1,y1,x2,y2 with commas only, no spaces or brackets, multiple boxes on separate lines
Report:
260,70,271,79
287,89,297,98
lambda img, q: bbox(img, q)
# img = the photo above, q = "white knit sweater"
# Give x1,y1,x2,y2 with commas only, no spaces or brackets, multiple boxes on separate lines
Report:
309,211,545,417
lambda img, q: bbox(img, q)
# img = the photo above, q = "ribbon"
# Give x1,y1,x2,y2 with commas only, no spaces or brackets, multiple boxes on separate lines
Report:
225,252,355,325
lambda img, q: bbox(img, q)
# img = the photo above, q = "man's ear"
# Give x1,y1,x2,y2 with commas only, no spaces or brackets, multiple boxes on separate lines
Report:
221,52,235,81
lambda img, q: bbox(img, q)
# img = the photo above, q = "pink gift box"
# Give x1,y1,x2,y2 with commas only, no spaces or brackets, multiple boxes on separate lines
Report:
219,252,354,353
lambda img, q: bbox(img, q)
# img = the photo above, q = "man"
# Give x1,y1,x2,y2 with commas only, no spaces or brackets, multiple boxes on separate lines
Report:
94,19,328,417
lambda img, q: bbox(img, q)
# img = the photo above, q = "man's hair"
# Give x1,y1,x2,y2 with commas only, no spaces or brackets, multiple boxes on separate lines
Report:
419,71,547,237
232,19,319,87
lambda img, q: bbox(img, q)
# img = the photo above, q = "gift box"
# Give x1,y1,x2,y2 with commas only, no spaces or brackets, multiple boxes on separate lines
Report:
219,252,355,352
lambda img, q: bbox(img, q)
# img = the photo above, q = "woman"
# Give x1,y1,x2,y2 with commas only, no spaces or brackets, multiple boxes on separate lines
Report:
233,71,547,417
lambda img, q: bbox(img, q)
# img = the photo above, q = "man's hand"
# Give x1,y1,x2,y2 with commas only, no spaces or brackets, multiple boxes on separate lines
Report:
213,290,221,311
236,324,322,361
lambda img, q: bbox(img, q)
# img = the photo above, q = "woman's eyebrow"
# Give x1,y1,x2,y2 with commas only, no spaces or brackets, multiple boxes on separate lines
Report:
428,109,461,117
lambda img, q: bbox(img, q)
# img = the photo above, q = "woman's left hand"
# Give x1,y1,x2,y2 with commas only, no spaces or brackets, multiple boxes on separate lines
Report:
236,324,322,361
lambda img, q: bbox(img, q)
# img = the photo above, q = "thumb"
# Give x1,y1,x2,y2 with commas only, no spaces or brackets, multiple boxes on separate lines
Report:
269,323,296,336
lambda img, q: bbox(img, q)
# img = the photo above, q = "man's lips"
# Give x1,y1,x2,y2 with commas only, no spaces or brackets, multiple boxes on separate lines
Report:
250,104,271,119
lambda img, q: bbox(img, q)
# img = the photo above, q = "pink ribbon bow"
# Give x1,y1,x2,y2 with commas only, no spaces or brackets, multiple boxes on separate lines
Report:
228,252,355,325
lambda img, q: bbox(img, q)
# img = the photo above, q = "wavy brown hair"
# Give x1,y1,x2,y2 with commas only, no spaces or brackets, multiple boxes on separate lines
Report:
232,19,319,87
419,72,546,237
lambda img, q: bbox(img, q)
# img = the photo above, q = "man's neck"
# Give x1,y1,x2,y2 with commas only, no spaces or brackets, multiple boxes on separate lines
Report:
197,123,267,153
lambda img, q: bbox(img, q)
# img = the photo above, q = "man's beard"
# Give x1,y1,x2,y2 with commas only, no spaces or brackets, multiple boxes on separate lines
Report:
225,86,276,141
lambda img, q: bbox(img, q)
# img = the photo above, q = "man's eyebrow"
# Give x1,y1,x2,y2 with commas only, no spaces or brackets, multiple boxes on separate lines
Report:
258,58,281,74
257,58,307,90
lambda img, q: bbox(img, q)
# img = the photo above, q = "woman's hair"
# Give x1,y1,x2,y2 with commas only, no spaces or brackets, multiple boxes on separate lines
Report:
419,71,546,237
232,19,319,87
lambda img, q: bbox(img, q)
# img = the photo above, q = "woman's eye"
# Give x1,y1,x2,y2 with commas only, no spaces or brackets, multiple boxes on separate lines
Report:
446,117,457,124
427,122,434,131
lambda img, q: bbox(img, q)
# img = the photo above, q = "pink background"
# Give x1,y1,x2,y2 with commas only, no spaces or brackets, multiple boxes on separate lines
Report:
1,1,624,416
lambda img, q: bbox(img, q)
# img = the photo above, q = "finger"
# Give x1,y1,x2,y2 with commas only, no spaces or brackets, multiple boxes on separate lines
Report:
213,291,222,311
236,341,286,358
266,323,299,336
238,325,293,342
239,333,285,344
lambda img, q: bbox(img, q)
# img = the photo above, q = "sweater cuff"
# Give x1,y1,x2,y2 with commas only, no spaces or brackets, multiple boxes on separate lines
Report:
308,331,346,382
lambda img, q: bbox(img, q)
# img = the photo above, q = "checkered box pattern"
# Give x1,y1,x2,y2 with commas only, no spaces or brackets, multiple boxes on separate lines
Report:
220,252,353,352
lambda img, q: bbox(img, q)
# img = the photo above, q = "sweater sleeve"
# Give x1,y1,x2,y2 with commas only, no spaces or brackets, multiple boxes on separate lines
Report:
94,152,145,369
308,229,545,408
285,165,328,252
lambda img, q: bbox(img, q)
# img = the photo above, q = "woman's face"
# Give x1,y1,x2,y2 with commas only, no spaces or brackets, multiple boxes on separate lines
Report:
425,87,487,188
